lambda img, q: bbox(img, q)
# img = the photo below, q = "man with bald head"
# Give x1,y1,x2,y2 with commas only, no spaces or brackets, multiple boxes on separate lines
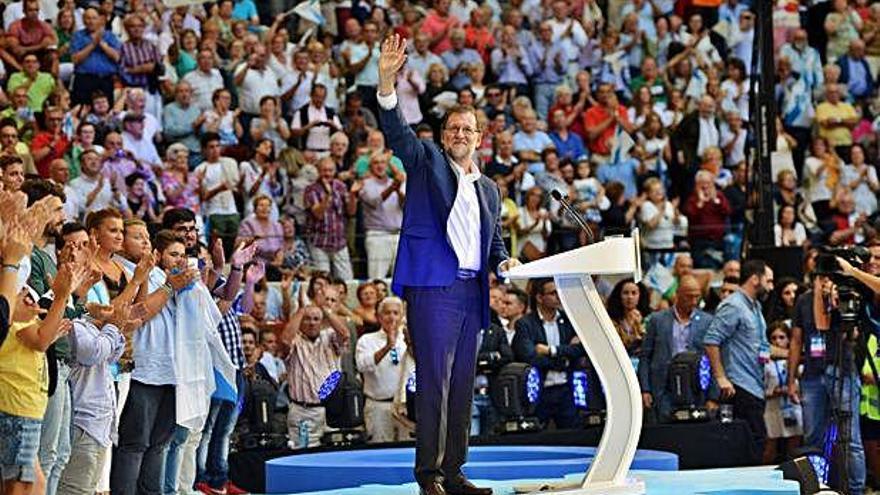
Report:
638,275,714,422
285,287,351,449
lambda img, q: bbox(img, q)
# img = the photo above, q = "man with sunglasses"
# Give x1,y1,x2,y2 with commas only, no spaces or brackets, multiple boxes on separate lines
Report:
356,296,407,443
378,34,519,495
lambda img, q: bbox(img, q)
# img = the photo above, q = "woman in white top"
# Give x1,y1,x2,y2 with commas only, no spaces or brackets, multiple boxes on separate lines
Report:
843,144,880,217
516,187,552,261
802,136,843,221
774,205,807,247
638,177,686,250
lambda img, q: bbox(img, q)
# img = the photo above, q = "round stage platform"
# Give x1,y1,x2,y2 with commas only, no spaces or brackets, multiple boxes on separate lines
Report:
265,446,680,493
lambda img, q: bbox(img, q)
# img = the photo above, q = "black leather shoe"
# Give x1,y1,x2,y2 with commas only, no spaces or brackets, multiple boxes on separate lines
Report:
444,478,492,495
419,481,447,495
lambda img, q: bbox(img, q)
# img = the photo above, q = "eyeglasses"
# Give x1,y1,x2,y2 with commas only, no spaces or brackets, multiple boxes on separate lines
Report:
444,126,478,136
174,225,197,233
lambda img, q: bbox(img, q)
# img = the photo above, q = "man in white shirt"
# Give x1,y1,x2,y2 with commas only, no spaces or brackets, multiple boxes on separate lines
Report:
406,32,443,77
182,48,224,112
121,113,161,170
258,329,286,383
280,50,316,119
194,132,240,256
290,84,342,154
67,149,124,219
234,44,281,117
356,296,408,443
359,151,405,279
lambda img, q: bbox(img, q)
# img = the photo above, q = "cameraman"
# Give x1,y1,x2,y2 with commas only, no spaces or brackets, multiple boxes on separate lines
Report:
788,256,867,495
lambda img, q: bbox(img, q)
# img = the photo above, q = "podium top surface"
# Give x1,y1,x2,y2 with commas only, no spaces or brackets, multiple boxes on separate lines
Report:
507,233,641,281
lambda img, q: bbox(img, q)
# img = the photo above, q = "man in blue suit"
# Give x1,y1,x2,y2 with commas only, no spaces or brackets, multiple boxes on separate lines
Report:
376,35,519,495
638,275,714,422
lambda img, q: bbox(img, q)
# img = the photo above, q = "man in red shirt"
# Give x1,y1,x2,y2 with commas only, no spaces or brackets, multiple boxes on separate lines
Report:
464,6,495,65
7,0,57,72
683,170,732,268
31,106,71,178
582,84,635,163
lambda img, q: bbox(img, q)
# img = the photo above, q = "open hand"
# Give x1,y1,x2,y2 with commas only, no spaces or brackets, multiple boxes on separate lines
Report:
378,34,408,94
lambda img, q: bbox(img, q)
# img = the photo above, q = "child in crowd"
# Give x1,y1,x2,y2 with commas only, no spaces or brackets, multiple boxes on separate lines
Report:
763,322,803,464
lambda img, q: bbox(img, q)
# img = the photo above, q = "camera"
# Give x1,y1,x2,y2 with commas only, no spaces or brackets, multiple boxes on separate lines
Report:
814,246,871,324
782,402,798,427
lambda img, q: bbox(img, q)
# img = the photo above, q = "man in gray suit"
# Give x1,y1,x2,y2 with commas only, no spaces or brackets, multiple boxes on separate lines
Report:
638,276,714,422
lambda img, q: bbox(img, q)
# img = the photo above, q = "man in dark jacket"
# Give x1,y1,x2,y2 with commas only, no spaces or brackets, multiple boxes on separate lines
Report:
513,278,585,429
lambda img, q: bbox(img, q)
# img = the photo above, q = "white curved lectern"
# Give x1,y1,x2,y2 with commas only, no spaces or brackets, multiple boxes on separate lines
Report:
507,230,645,495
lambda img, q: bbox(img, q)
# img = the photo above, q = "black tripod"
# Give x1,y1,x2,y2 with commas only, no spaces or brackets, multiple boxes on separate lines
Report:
824,323,857,494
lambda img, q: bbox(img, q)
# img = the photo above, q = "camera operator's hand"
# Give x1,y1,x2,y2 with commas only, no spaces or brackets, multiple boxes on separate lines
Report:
837,256,856,276
642,392,653,409
717,375,736,399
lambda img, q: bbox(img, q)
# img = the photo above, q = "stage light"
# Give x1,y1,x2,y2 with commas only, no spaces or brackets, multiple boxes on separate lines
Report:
318,371,366,447
572,367,606,426
668,351,710,422
405,371,417,423
490,363,542,433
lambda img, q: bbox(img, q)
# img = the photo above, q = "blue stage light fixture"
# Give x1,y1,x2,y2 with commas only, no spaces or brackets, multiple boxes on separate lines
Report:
698,355,711,392
526,367,541,404
807,454,829,485
406,372,417,393
572,371,588,409
319,371,342,401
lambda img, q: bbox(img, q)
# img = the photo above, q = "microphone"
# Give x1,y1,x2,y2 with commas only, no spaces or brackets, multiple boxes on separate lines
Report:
550,189,594,244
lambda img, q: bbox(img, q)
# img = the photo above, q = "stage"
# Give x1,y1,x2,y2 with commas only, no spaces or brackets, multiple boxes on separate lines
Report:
229,420,763,493
289,467,799,495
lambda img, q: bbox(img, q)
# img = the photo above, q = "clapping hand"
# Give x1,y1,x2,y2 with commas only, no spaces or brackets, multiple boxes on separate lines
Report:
245,261,265,286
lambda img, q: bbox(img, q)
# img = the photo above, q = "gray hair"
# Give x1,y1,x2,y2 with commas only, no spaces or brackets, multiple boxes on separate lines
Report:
377,296,404,314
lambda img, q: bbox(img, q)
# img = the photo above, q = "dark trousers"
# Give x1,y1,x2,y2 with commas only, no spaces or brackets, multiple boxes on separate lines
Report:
71,73,115,106
730,385,766,465
536,383,579,430
111,381,176,495
405,278,482,486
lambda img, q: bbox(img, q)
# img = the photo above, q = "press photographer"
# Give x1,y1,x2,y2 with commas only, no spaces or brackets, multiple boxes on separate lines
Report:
786,248,870,495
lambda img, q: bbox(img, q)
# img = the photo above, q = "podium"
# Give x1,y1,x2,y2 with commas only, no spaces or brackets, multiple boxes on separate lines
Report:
507,230,645,495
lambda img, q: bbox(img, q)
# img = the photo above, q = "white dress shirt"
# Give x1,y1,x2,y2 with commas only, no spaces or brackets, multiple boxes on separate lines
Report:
542,312,568,387
697,116,720,158
377,91,482,271
356,330,408,400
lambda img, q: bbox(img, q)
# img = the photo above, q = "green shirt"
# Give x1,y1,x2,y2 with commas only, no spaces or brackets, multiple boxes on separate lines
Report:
353,153,405,179
7,72,57,112
629,76,668,105
29,246,85,361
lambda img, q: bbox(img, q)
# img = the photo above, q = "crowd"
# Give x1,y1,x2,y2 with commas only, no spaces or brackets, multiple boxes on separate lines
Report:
3,0,880,494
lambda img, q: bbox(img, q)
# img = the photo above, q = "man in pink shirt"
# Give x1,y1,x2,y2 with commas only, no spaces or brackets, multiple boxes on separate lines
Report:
421,0,461,54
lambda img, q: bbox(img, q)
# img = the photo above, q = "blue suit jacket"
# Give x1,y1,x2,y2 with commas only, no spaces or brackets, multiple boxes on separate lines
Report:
378,103,509,327
512,311,586,377
637,308,713,398
837,55,876,99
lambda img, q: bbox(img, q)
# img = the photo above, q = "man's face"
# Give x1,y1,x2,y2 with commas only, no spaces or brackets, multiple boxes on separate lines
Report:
45,111,63,131
59,230,89,264
363,23,378,43
502,293,525,319
171,220,198,249
496,133,513,156
379,302,403,333
673,255,693,277
369,157,389,178
261,331,278,354
441,111,481,163
537,282,560,312
719,281,738,300
23,56,39,75
176,84,192,105
24,1,39,20
330,138,347,158
123,224,151,261
203,140,221,162
675,283,701,315
758,267,775,299
197,51,214,72
318,160,336,182
82,152,101,176
867,246,880,275
414,33,429,53
0,126,18,149
41,196,65,237
310,87,326,108
126,19,146,40
242,332,256,359
159,241,186,271
300,307,324,339
50,159,69,184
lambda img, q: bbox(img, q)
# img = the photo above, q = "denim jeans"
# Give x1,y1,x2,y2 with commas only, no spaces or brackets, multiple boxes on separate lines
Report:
162,425,191,494
196,372,244,490
40,362,72,495
801,368,866,495
110,381,176,495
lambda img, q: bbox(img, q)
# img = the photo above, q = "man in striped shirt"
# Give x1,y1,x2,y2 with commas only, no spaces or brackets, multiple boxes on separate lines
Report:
303,158,359,281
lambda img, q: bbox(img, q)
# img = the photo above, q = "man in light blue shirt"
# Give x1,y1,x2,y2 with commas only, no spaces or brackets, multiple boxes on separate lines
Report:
704,259,774,463
441,29,482,90
528,21,567,120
